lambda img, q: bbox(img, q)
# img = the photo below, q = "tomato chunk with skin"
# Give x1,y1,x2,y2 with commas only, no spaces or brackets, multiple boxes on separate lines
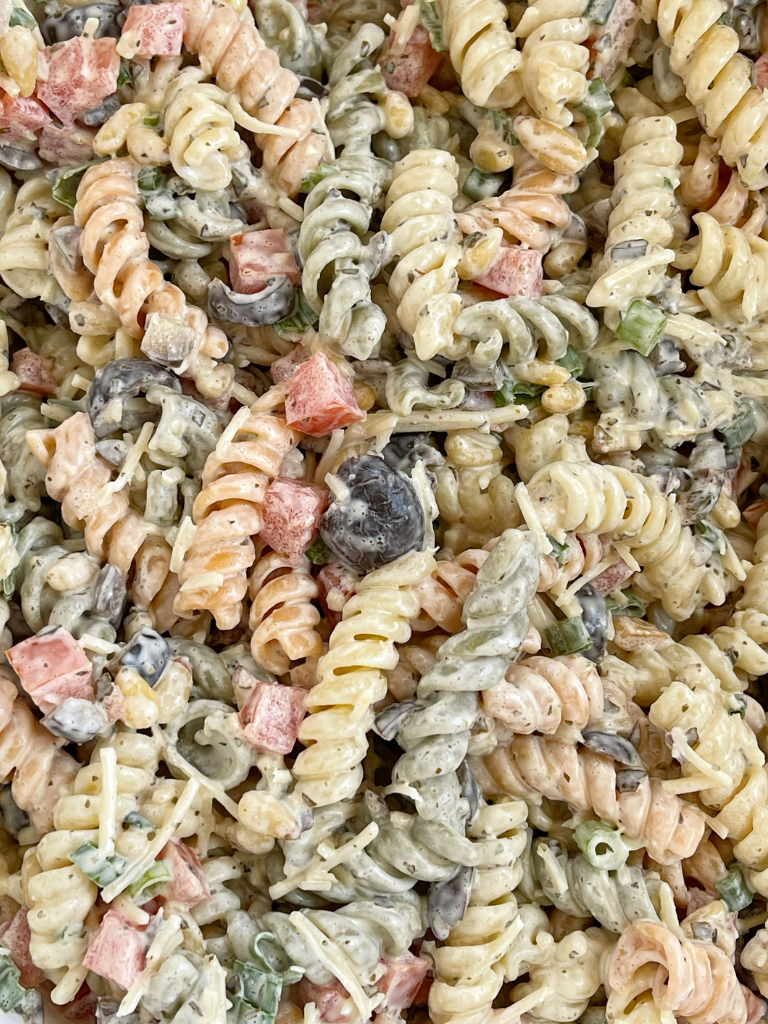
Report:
229,229,300,295
119,3,187,58
590,558,633,595
82,910,147,991
0,91,51,134
239,682,306,754
474,246,543,298
261,478,328,562
380,23,442,97
271,344,309,384
297,977,356,1023
377,953,430,1011
284,352,364,437
159,839,210,909
7,626,93,713
0,910,46,989
318,562,358,618
11,349,57,396
36,37,119,125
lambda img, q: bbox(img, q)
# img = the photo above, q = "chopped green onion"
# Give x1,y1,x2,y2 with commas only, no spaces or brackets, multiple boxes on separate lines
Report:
462,167,508,202
9,6,36,26
582,0,618,25
51,159,105,210
138,166,165,191
0,949,41,1016
306,538,332,565
493,380,547,408
229,934,304,1024
124,810,154,830
718,402,756,449
127,860,172,900
693,519,723,552
605,588,647,617
547,535,570,565
574,78,614,148
545,616,592,655
418,0,447,51
575,819,630,870
615,299,667,356
491,110,519,148
728,693,747,718
716,864,753,912
299,163,337,193
662,176,673,189
70,842,128,887
143,111,161,127
2,570,14,599
117,58,133,88
274,288,319,338
556,344,583,378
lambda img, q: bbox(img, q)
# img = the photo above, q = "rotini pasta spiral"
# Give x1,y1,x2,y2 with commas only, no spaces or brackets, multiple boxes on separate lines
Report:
410,548,488,634
190,855,244,961
607,919,747,1024
383,149,463,361
73,158,233,399
163,81,242,191
292,549,433,806
177,0,327,194
587,116,685,313
0,674,78,835
476,734,705,864
436,0,522,109
0,397,48,525
0,177,68,306
673,212,768,322
248,547,323,675
174,405,298,630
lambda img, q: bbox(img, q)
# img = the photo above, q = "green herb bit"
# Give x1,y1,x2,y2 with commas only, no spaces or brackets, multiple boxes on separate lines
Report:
124,810,155,830
555,344,583,378
462,167,508,202
718,402,756,449
127,859,172,900
0,949,41,1016
544,616,592,655
716,864,753,912
574,78,614,148
52,159,105,210
9,6,36,26
299,163,337,193
138,166,165,191
274,288,320,338
418,0,447,51
491,109,519,147
574,819,630,871
143,111,161,127
229,933,304,1024
493,380,547,408
615,299,667,356
728,693,748,718
117,58,133,88
306,538,332,565
546,535,570,566
693,518,724,553
605,588,647,617
70,842,128,888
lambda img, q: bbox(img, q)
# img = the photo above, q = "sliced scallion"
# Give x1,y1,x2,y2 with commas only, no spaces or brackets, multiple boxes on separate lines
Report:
556,344,583,378
299,163,337,193
547,535,570,565
9,6,36,26
493,380,546,408
605,588,647,617
462,167,508,202
274,288,320,338
574,78,613,148
615,299,667,356
127,860,172,900
718,402,756,449
70,842,128,887
418,0,447,51
574,819,630,870
716,864,753,912
306,538,332,565
544,616,592,655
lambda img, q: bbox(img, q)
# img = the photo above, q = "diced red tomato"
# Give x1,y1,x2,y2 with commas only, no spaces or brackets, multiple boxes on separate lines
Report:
0,91,51,134
7,627,93,713
297,977,356,1023
239,682,306,754
229,229,300,295
36,38,119,125
744,499,768,528
379,23,442,97
377,953,430,1011
0,910,46,989
82,910,147,991
271,344,310,384
318,562,358,623
758,54,768,92
11,349,57,396
38,124,95,164
260,478,328,562
120,3,187,58
587,0,640,82
474,246,543,298
284,352,364,437
590,558,633,595
159,839,210,909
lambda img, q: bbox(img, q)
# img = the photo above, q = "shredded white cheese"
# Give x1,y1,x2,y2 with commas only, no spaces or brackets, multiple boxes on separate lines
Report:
269,823,379,900
514,483,552,555
79,633,121,655
288,913,372,1023
119,912,184,1016
151,725,240,818
178,571,225,594
95,421,154,508
101,779,200,903
98,747,118,858
170,516,196,574
662,727,734,794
